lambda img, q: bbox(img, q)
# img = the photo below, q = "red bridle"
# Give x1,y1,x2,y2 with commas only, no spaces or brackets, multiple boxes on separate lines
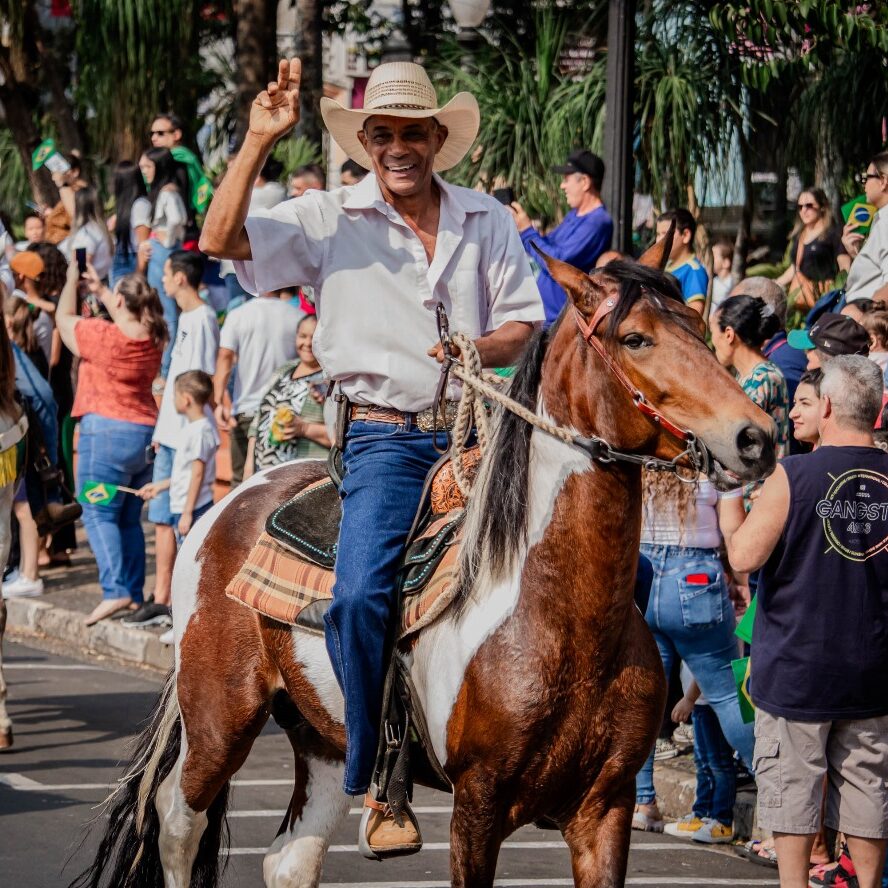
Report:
573,295,694,444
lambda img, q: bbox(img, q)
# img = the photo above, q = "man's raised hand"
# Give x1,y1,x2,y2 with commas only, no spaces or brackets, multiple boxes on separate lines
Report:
249,58,302,145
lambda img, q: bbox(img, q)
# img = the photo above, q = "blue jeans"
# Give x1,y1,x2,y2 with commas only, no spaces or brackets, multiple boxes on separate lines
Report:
110,247,136,287
691,704,736,825
147,241,180,378
147,444,175,525
635,544,754,805
77,414,153,602
325,420,444,795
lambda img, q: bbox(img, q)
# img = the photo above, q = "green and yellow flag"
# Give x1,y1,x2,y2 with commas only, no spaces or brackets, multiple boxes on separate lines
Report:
732,656,755,723
78,482,121,506
735,595,757,644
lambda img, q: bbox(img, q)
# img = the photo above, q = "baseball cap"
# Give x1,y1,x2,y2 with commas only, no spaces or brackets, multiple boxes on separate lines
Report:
552,149,605,184
9,251,44,281
787,312,870,356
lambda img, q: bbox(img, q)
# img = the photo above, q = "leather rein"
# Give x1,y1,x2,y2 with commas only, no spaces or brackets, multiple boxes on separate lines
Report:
570,294,710,478
434,294,711,480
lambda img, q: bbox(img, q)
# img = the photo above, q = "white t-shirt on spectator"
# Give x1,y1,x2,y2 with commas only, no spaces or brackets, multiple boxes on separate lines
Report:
125,196,152,253
71,221,112,281
169,416,219,514
219,297,302,416
151,189,187,248
153,302,219,448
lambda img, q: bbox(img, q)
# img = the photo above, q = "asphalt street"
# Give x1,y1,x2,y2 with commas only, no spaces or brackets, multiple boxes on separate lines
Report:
0,639,780,887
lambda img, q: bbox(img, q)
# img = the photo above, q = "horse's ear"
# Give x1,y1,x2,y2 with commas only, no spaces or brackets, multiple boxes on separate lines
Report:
638,221,674,270
531,243,597,315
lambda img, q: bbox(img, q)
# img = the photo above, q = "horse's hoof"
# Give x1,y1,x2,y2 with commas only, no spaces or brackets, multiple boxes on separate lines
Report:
0,729,13,751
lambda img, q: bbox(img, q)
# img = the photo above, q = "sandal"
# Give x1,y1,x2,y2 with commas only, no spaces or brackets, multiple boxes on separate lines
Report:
631,804,664,833
734,838,779,869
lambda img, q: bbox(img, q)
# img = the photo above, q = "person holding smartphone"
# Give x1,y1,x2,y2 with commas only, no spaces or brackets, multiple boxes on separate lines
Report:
509,149,614,325
55,261,167,625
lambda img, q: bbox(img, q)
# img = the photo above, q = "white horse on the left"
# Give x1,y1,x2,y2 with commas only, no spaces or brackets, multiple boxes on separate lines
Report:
0,325,30,750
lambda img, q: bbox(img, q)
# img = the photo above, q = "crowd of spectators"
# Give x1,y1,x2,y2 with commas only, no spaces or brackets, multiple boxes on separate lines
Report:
2,114,888,887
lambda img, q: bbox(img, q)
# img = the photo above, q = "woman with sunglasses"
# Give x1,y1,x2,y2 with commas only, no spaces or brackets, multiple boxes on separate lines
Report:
776,187,850,310
843,152,888,308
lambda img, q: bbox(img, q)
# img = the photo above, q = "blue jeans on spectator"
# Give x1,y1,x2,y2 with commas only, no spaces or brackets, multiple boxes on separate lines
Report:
325,420,444,795
147,241,180,378
110,246,137,287
77,414,153,602
691,704,737,825
636,544,754,806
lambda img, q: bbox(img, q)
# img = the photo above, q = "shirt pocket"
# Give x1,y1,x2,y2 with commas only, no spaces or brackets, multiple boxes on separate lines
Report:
451,268,488,334
677,569,725,629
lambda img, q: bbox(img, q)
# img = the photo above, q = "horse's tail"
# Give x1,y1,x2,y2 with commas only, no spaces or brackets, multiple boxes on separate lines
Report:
67,671,230,888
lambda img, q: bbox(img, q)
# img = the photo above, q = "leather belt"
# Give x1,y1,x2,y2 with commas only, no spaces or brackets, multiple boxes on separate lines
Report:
350,401,460,433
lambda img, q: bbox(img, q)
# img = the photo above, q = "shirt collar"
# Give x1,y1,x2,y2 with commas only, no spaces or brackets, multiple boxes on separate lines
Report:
342,172,492,216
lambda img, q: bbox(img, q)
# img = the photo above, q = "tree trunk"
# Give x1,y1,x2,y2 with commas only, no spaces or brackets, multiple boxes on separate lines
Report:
0,54,58,209
293,0,323,150
733,129,754,281
232,0,279,151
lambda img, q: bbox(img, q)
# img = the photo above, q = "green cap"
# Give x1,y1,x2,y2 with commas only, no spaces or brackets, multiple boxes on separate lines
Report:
787,328,815,351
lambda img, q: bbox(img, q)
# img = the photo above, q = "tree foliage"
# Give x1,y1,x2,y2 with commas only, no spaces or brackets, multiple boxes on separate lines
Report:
433,7,606,226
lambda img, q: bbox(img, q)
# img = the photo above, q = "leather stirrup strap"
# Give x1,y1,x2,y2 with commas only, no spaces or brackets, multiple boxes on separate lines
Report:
364,794,388,813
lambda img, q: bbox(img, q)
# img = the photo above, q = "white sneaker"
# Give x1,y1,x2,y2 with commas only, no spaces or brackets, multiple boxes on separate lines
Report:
158,628,174,645
3,575,44,598
3,568,21,585
691,818,733,844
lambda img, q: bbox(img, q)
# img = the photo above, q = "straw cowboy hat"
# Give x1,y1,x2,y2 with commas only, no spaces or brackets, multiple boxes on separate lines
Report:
319,62,480,173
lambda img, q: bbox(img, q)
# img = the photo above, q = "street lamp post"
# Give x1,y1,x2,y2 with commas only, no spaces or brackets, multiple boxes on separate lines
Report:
602,0,636,254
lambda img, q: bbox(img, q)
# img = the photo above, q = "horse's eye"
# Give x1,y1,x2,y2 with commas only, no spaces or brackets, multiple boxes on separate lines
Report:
622,333,647,350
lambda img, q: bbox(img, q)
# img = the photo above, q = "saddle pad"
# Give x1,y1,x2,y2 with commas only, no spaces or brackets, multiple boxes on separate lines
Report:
226,518,464,638
226,532,333,625
266,477,341,568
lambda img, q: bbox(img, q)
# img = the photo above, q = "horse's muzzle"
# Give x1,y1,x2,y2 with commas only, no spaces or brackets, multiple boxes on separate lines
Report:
734,421,777,478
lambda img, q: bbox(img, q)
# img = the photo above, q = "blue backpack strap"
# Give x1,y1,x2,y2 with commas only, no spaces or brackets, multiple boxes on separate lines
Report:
805,287,844,328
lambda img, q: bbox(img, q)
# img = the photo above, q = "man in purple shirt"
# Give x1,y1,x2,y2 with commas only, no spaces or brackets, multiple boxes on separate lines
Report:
511,149,614,325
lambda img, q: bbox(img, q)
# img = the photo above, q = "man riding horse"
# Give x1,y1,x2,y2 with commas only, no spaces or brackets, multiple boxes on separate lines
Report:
200,58,543,856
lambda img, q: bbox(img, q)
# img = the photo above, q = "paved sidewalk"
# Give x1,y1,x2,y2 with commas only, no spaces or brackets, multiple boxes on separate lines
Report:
4,520,173,671
3,521,755,827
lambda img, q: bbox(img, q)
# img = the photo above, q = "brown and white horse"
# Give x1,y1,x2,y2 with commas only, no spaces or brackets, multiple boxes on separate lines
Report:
72,241,776,888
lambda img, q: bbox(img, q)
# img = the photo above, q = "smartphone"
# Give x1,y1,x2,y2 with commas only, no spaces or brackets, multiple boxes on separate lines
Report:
75,247,87,274
493,187,516,207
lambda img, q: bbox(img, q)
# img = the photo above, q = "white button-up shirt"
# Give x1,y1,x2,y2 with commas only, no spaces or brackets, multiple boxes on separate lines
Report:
234,173,543,412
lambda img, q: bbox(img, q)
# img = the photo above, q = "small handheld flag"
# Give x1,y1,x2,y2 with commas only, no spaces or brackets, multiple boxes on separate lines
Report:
735,595,757,644
732,656,755,724
77,481,140,506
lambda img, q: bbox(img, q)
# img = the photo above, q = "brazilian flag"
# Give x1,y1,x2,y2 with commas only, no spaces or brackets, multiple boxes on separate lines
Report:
732,656,755,724
78,482,121,506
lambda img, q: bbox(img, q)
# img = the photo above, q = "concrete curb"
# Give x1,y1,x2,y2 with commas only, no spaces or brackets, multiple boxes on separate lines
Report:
5,597,173,671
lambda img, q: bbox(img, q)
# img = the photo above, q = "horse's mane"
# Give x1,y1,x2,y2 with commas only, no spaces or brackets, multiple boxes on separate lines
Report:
454,259,692,607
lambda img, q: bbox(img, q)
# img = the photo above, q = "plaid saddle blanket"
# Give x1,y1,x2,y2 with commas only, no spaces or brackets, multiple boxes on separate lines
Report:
226,509,464,640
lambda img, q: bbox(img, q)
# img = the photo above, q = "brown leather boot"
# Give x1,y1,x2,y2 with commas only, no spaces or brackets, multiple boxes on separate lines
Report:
358,793,423,860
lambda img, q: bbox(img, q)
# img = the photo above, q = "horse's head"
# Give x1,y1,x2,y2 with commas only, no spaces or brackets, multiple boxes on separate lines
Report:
535,235,776,489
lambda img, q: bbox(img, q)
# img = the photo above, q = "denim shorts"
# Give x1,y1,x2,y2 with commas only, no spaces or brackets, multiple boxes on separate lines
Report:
172,499,214,547
147,444,175,526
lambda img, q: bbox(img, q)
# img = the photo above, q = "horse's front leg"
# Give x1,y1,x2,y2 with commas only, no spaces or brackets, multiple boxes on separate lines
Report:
0,594,11,749
449,772,507,888
561,778,635,888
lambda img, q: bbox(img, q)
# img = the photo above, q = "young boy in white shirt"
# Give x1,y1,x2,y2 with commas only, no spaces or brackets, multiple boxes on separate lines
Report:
125,250,219,630
140,370,219,546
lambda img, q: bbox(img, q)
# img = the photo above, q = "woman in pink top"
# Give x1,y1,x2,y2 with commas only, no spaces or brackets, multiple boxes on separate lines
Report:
56,261,166,624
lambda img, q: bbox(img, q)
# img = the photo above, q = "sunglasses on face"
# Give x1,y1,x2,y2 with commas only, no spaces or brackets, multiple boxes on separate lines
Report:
861,171,882,185
150,129,173,137
797,202,819,210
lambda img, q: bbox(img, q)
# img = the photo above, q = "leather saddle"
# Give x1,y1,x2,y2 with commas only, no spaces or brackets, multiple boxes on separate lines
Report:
264,446,481,634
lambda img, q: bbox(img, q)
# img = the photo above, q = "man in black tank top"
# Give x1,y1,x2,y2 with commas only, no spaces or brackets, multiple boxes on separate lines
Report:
723,355,888,888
